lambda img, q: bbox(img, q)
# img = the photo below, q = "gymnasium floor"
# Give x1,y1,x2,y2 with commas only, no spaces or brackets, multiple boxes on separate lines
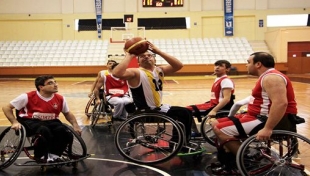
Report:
0,75,309,176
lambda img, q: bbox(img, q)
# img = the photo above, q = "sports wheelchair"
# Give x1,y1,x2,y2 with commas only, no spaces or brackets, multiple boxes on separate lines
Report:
190,95,235,145
211,114,310,176
85,91,114,128
199,110,231,146
0,123,90,171
114,110,205,165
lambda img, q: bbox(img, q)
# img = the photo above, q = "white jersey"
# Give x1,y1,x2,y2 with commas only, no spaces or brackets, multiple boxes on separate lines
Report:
129,67,164,110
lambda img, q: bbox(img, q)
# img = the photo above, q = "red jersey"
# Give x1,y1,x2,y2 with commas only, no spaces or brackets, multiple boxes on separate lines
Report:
210,76,235,106
18,91,64,120
105,75,129,97
247,69,297,116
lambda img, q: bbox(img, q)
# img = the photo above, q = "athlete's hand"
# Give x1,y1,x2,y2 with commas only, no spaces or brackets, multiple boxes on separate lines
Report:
207,110,217,118
11,122,21,130
88,92,93,98
73,125,82,136
256,128,272,141
95,98,101,106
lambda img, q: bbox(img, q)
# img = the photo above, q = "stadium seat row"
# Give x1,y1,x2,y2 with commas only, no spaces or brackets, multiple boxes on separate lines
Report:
0,37,253,66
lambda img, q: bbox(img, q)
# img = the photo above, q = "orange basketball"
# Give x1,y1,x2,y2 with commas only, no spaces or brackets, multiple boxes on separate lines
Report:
124,37,149,55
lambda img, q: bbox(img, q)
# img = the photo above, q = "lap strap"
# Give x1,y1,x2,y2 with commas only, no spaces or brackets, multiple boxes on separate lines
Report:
227,116,247,138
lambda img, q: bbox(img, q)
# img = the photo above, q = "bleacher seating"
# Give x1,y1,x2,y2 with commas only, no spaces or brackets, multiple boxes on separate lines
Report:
153,37,254,65
0,37,255,67
0,40,109,66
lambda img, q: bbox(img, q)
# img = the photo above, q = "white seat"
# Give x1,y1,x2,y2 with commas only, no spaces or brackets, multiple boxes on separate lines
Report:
209,38,216,44
191,38,198,44
228,38,235,44
234,37,242,43
178,39,185,44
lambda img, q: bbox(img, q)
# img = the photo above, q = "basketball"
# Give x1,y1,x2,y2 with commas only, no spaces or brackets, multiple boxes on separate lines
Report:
124,37,149,55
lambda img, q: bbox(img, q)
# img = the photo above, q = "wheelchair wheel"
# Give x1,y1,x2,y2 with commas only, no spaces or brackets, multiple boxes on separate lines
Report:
200,111,229,146
85,96,95,119
200,117,216,146
90,102,104,127
0,126,26,169
236,130,310,176
114,113,184,164
63,124,87,159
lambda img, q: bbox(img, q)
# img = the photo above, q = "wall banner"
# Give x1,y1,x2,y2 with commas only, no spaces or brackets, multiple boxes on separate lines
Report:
224,0,234,36
95,0,102,39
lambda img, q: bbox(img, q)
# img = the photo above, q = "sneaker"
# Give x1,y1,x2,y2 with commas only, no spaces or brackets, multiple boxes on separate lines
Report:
48,157,66,163
34,156,47,163
47,153,61,163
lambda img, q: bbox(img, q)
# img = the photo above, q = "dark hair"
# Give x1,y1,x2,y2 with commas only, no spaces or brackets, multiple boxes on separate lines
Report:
107,59,117,64
111,62,119,70
214,60,231,69
250,52,275,68
35,75,54,91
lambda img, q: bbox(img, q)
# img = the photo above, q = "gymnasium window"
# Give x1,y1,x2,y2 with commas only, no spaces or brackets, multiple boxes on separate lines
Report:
75,19,125,31
267,14,310,27
138,17,190,30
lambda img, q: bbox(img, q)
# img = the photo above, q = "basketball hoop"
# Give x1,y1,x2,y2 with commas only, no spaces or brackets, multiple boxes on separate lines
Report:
110,27,145,43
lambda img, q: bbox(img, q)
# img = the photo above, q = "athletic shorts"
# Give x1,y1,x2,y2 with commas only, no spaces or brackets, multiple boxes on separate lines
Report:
215,113,262,137
186,102,214,112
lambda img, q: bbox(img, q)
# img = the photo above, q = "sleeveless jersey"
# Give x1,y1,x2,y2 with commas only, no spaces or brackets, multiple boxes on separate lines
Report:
247,68,297,116
18,91,64,120
104,75,129,97
210,76,235,106
100,70,110,77
129,67,164,110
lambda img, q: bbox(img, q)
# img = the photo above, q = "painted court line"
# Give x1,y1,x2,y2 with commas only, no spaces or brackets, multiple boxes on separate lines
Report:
16,157,171,176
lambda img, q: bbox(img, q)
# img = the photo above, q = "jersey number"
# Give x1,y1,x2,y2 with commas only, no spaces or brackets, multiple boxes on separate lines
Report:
152,79,163,91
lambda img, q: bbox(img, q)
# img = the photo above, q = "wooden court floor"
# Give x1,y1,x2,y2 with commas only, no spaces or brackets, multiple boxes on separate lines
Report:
0,75,309,175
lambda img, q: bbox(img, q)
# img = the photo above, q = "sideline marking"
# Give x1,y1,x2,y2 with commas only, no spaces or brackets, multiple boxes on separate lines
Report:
16,157,171,176
87,157,171,176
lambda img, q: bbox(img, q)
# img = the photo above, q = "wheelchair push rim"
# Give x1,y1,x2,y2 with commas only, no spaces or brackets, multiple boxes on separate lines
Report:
114,113,184,164
0,126,26,170
236,130,310,176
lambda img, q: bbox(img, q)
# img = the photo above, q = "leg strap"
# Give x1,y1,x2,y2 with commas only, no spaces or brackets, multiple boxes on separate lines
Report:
228,116,247,138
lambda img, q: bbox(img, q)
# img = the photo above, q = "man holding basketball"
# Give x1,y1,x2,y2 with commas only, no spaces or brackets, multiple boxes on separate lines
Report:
112,41,193,149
